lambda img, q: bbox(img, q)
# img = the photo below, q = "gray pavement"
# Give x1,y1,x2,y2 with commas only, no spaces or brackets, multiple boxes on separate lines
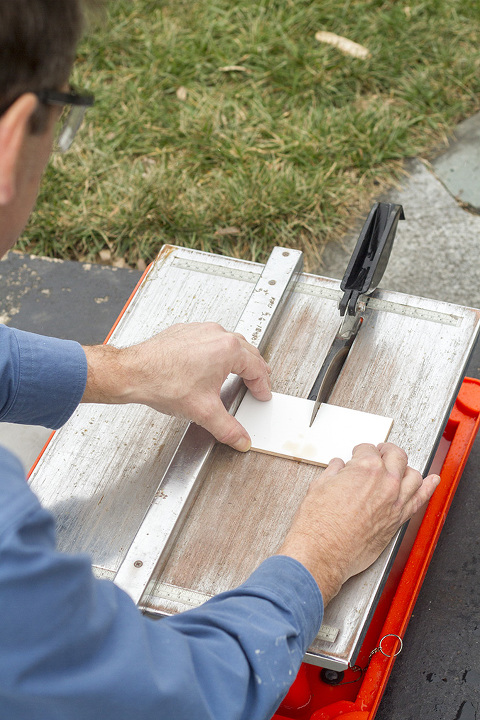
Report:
320,156,480,309
1,112,480,718
432,112,480,212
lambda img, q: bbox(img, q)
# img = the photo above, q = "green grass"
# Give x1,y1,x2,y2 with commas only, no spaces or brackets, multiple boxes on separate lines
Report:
19,0,480,270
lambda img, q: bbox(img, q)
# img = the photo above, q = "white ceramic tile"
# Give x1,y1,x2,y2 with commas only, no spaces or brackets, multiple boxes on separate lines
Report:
235,391,393,466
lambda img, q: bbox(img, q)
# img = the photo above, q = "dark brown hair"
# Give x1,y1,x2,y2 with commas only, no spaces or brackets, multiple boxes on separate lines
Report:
0,0,94,131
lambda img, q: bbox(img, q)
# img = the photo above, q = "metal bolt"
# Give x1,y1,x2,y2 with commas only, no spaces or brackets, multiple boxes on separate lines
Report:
320,668,345,686
134,561,143,568
282,251,290,256
268,279,276,285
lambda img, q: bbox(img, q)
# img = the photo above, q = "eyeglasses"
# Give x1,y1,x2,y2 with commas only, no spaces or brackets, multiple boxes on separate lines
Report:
0,87,94,152
35,88,95,152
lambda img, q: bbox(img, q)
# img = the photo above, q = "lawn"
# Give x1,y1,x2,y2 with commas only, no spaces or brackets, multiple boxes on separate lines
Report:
19,0,480,270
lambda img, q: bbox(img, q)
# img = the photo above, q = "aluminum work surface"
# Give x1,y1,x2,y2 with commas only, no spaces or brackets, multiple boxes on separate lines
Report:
26,246,480,674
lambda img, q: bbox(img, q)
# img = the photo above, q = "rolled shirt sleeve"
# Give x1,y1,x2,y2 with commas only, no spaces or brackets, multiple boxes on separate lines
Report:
0,324,87,429
0,445,323,720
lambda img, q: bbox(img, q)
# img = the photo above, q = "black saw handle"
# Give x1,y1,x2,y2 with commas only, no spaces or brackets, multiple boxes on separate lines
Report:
339,202,404,316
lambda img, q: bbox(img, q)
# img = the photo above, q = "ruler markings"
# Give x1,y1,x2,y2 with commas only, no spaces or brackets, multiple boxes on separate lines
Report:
317,624,339,643
173,257,259,284
172,258,462,327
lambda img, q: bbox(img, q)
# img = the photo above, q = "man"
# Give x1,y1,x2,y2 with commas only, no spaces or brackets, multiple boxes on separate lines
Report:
0,2,440,719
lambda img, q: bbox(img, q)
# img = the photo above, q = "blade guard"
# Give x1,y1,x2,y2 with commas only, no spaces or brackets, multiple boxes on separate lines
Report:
339,203,405,316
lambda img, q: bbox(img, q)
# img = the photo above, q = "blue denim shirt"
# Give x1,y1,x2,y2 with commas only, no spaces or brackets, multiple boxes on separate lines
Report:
0,324,323,720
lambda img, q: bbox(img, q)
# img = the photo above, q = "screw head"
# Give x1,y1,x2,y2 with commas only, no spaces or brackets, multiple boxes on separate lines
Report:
268,279,276,286
320,668,345,686
134,561,143,568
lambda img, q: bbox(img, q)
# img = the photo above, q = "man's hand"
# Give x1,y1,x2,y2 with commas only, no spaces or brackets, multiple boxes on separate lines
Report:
278,443,440,605
82,322,271,452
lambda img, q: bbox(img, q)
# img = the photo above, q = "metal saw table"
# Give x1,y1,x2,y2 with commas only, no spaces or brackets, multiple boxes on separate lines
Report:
29,245,480,673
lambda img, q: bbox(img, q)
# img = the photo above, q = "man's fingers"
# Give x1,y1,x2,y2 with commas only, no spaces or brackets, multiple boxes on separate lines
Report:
377,444,438,516
422,473,441,500
233,332,262,355
400,472,440,521
322,457,346,477
195,396,252,452
232,333,271,372
351,443,380,459
376,442,408,478
396,465,424,505
244,373,272,401
230,345,272,401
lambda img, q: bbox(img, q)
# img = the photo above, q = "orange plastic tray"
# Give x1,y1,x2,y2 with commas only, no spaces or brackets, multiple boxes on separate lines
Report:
272,377,480,720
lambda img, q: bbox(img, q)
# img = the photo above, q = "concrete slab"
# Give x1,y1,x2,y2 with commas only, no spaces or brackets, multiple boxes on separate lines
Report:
382,159,480,309
432,111,480,211
319,159,480,309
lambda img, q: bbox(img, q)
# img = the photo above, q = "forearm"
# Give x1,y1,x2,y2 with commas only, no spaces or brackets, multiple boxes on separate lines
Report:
277,532,345,607
81,344,134,405
81,341,188,408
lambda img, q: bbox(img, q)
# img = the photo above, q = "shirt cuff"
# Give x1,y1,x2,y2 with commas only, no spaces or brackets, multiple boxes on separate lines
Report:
239,554,324,650
0,326,87,429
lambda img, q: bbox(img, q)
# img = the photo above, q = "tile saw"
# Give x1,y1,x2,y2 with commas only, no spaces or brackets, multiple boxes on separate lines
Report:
29,204,480,672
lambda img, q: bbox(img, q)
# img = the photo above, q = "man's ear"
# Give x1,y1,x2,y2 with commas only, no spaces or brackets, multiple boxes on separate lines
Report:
0,93,39,205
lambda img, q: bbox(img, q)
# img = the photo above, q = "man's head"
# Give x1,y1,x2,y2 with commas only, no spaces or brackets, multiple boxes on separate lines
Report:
0,0,85,130
0,0,93,257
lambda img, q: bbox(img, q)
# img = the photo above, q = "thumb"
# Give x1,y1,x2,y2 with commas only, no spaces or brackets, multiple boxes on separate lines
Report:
196,396,252,452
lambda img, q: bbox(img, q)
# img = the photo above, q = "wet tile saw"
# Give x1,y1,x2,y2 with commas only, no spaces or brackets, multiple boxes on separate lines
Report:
29,203,480,672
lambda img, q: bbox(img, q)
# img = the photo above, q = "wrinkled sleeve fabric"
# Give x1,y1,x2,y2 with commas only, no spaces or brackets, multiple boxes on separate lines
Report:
0,446,323,720
0,324,87,429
